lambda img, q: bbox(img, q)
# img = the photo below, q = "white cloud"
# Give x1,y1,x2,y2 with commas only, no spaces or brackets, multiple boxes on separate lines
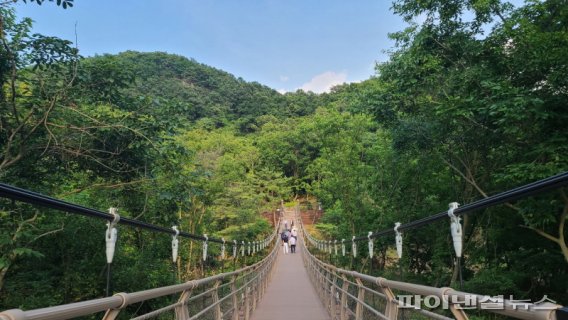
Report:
277,88,287,94
299,71,347,93
279,75,289,82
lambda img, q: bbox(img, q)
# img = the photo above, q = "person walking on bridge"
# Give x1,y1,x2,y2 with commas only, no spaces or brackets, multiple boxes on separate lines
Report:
289,234,297,253
281,230,290,254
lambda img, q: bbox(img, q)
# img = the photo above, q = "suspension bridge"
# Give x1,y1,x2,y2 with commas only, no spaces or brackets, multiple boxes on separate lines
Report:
1,173,568,320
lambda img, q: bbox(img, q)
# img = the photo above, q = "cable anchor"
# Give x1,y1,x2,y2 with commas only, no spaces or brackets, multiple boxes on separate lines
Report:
448,202,462,258
368,231,374,258
172,226,180,263
352,236,357,258
105,208,120,264
202,234,208,261
394,222,402,259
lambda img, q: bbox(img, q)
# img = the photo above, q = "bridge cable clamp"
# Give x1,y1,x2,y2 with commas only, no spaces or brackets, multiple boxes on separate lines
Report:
334,239,338,255
233,240,237,258
241,241,245,256
105,208,120,264
221,238,226,260
202,234,208,261
172,226,180,263
352,236,357,258
368,231,374,258
394,222,403,259
341,239,346,256
448,202,462,258
328,240,332,254
253,241,256,254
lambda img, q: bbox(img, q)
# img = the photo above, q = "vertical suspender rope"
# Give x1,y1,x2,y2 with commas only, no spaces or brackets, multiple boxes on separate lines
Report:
105,208,119,297
233,240,237,258
341,239,346,256
241,241,245,257
221,238,226,260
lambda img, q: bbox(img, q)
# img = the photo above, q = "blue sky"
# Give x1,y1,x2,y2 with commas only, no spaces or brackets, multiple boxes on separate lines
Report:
15,1,407,93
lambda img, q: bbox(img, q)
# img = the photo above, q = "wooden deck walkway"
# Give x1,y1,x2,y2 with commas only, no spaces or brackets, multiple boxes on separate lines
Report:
251,209,330,320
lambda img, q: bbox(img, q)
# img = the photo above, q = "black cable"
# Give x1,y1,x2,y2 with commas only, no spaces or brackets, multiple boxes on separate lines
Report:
348,171,568,241
0,182,234,244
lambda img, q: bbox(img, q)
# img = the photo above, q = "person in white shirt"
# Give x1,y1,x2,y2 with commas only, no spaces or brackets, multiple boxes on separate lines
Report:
291,227,298,239
289,235,297,253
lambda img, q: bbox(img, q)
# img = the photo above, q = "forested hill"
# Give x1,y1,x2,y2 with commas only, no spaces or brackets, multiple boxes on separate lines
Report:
1,0,567,314
79,51,321,131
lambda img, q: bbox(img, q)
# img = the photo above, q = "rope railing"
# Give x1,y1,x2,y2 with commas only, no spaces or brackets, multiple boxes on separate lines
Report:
0,221,282,320
296,207,564,320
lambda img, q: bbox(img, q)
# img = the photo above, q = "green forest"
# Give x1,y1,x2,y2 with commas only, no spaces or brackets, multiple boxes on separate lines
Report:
1,0,567,316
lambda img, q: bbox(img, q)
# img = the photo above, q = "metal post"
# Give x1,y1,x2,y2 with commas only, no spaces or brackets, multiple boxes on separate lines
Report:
212,280,222,320
340,275,349,320
252,278,258,312
377,277,398,320
330,272,337,317
102,307,120,320
244,286,250,320
355,278,365,320
231,276,238,320
175,287,194,320
261,269,267,299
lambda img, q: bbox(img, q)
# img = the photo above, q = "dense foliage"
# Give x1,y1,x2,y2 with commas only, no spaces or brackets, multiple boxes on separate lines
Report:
1,0,566,315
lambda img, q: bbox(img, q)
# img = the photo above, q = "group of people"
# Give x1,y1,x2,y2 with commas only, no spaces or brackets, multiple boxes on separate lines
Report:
281,220,298,254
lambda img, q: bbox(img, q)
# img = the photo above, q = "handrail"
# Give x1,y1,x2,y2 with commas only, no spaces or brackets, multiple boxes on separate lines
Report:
0,221,282,320
297,206,564,320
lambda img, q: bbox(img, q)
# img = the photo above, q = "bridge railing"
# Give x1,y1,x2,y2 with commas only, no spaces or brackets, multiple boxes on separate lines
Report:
300,237,560,320
296,198,565,320
0,229,280,320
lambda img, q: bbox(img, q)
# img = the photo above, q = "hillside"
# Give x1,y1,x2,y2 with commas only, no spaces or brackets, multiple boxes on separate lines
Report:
78,51,322,132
